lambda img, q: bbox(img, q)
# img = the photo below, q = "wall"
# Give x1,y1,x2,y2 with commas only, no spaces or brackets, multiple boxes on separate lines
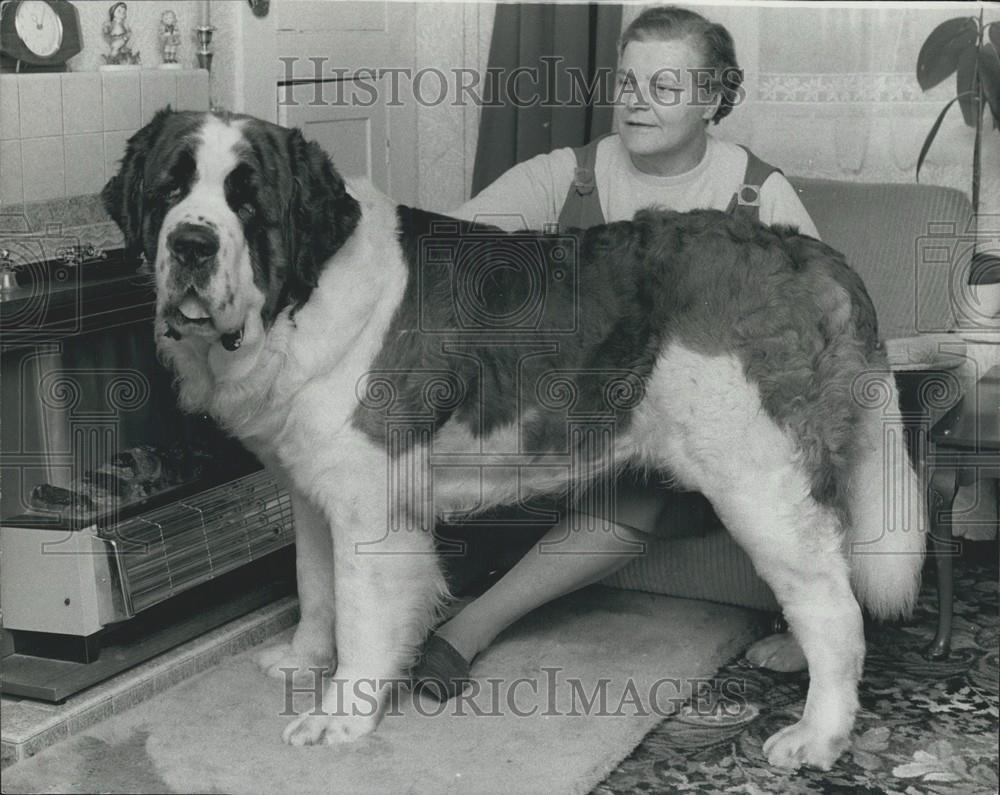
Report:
1,70,209,205
0,0,225,214
413,1,495,213
0,68,210,255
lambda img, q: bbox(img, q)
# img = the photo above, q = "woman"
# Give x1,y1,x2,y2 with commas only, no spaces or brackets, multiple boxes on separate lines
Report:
413,5,816,697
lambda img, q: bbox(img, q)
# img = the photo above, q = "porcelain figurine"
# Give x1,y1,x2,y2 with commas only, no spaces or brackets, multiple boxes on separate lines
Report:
101,2,140,67
159,10,182,68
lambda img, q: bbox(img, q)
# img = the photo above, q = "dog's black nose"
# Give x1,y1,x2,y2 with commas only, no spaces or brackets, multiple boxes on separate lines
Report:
167,223,219,265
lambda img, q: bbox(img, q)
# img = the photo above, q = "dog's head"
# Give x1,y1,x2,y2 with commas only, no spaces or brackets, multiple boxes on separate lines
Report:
102,109,360,350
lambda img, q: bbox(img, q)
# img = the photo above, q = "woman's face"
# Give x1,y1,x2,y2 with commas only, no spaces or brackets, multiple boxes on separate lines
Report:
113,4,126,21
614,37,720,164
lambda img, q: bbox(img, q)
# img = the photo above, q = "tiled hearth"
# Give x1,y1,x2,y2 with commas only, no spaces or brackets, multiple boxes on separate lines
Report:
1,596,297,770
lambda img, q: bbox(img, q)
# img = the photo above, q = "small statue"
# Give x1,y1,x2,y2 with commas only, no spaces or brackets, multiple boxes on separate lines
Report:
159,10,182,67
101,2,140,67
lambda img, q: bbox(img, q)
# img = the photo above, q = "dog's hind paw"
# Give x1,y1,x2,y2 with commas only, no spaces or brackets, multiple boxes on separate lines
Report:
763,720,849,771
282,713,376,746
255,642,335,682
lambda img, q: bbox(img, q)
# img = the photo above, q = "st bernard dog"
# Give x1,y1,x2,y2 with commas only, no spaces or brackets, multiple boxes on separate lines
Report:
103,109,926,770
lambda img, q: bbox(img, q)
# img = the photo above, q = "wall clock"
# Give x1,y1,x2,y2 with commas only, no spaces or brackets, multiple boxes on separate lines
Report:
0,0,82,73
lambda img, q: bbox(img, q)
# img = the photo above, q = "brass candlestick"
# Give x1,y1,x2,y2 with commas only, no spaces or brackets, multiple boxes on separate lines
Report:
195,25,215,71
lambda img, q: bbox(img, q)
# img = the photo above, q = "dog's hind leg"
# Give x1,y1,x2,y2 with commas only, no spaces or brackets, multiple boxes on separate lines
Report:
707,477,863,771
637,344,863,770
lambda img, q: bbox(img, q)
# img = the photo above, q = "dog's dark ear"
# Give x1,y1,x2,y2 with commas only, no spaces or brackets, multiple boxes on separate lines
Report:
102,107,173,258
282,128,361,311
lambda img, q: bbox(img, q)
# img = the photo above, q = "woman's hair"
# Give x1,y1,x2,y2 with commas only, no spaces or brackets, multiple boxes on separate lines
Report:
619,5,743,124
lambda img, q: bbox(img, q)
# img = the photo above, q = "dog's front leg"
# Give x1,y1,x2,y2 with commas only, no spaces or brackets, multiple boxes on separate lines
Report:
282,493,445,746
256,482,337,681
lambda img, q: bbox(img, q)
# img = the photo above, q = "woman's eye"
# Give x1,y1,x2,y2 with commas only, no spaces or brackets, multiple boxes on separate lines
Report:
616,72,636,89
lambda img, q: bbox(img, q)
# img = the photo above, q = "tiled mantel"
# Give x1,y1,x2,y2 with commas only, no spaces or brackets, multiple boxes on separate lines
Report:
1,70,210,207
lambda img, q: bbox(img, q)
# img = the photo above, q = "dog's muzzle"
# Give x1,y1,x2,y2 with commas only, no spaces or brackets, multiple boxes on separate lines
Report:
161,224,244,351
163,288,244,351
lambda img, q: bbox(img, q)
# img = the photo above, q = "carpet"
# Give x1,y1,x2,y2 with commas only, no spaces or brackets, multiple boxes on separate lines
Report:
2,586,762,795
596,551,1000,795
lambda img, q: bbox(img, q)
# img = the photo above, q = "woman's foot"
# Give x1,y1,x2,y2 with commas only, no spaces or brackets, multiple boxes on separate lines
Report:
744,631,807,671
410,632,473,701
409,600,499,701
412,512,657,701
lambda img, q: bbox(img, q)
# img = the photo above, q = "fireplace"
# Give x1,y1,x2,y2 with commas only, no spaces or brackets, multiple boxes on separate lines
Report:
0,246,295,700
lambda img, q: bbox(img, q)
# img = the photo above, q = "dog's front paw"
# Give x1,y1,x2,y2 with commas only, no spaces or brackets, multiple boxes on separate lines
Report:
763,719,849,771
282,713,376,746
255,642,335,682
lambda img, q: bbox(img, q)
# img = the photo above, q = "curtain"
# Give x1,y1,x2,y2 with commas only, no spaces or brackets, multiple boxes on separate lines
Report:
707,3,1000,209
471,3,622,196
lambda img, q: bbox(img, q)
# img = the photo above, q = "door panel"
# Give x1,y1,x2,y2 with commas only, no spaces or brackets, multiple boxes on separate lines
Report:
276,0,388,33
279,79,389,191
240,0,417,203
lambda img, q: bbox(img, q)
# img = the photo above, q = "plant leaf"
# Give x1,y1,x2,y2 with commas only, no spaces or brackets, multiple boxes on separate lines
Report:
917,17,978,91
981,42,1000,126
916,94,966,181
990,21,1000,53
956,47,981,126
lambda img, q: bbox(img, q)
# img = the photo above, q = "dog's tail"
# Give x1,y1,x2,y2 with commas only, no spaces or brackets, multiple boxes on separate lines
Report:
843,365,927,619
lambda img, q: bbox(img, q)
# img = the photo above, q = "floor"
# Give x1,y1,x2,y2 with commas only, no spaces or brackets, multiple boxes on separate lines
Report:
3,543,995,794
595,542,1000,795
1,597,298,769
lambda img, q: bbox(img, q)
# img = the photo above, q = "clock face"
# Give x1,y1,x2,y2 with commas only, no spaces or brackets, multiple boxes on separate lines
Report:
14,0,63,58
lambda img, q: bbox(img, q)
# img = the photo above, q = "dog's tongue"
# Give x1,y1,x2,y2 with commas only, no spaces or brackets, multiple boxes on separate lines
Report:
179,296,211,321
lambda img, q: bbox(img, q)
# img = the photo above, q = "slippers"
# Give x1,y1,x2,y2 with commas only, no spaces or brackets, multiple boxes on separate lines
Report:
410,633,472,702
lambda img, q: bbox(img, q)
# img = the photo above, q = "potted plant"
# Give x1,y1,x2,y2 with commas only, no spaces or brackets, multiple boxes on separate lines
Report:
916,10,999,210
917,9,1000,321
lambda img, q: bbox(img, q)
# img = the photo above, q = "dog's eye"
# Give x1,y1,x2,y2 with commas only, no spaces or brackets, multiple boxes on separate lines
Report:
238,204,255,223
168,186,183,202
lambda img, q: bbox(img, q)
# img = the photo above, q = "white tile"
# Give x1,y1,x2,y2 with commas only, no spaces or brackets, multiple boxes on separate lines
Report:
104,130,134,181
141,71,177,126
64,134,105,197
62,73,103,135
102,71,141,131
1,76,19,140
21,137,65,202
1,139,23,206
177,70,210,111
18,74,62,138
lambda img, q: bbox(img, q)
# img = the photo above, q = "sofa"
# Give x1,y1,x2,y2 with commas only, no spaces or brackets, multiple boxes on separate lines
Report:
601,177,995,613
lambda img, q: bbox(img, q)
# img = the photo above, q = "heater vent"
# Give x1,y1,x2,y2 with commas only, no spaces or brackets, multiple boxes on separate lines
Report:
105,470,293,614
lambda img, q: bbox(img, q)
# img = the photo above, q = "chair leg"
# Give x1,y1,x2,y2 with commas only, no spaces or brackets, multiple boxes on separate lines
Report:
926,466,959,660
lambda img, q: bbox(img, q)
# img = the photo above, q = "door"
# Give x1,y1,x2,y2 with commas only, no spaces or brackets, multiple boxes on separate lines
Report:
238,0,418,204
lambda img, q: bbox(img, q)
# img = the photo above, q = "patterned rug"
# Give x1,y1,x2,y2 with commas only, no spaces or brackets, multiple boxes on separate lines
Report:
595,546,1000,795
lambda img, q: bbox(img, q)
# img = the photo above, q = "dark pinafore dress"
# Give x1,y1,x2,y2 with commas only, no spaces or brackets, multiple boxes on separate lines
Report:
557,134,781,230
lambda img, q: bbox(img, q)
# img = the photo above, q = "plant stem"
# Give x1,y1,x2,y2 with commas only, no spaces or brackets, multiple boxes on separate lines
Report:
972,7,984,216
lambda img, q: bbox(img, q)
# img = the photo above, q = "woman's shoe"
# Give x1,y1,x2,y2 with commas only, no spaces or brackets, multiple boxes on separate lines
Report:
410,633,472,702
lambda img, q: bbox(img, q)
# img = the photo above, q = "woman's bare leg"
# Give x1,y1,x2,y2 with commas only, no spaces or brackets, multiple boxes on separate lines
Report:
434,479,668,662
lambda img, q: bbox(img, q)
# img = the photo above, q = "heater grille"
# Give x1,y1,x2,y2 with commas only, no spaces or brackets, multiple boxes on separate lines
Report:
105,470,294,614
